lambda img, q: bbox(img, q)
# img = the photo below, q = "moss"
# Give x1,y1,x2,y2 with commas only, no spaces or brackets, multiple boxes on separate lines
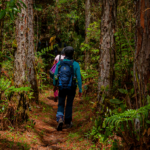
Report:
12,39,17,48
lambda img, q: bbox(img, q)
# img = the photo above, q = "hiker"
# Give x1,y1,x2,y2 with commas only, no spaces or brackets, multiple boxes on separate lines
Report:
53,49,66,102
49,35,58,56
56,36,62,49
53,46,82,131
49,35,56,51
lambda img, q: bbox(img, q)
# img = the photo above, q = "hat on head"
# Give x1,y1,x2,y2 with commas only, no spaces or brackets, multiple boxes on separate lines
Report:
64,46,74,58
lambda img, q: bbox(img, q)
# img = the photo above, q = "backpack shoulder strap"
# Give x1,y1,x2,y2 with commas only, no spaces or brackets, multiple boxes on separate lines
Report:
70,60,74,75
58,60,63,71
70,59,74,64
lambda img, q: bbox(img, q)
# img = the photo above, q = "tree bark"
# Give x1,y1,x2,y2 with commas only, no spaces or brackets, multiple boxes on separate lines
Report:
85,0,90,70
14,0,28,122
98,0,117,102
14,0,28,87
133,0,150,108
27,0,39,103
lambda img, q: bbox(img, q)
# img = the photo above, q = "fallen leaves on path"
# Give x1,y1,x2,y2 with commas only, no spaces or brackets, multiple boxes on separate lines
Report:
0,90,94,150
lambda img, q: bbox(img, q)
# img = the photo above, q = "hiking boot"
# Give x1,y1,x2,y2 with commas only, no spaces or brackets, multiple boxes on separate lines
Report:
54,97,58,102
57,118,63,131
64,122,73,129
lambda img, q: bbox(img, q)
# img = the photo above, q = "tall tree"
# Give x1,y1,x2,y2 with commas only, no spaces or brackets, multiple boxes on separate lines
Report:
14,0,27,88
14,0,28,120
98,0,117,102
84,0,90,70
133,0,150,109
15,0,39,104
27,0,39,103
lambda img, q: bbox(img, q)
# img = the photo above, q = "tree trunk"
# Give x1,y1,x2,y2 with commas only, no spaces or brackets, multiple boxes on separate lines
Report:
98,0,117,102
14,0,28,87
0,0,5,101
27,0,39,103
55,0,59,33
84,0,90,70
133,0,150,108
36,14,39,51
14,0,28,122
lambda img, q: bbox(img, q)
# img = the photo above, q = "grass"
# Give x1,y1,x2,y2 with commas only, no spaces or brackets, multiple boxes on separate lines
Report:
0,137,31,150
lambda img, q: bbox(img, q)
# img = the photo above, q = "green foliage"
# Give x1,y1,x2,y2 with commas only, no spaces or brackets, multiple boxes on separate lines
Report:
0,73,33,101
36,47,55,59
35,56,51,92
80,68,98,84
102,98,150,142
85,117,115,148
0,78,11,93
118,88,128,94
109,98,123,104
103,103,150,130
0,0,26,20
80,21,100,66
0,9,6,19
90,118,102,141
85,117,103,141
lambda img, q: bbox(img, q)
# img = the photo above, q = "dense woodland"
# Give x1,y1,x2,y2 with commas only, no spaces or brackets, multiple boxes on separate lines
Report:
0,0,150,149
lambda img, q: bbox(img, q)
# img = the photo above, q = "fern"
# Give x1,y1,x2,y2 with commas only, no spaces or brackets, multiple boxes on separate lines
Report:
103,103,150,129
0,78,11,92
80,69,98,80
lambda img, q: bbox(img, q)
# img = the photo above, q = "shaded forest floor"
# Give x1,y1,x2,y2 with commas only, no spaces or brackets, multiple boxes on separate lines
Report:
0,89,102,150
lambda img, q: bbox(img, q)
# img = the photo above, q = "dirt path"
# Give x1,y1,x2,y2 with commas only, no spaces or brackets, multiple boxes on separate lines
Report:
0,90,93,150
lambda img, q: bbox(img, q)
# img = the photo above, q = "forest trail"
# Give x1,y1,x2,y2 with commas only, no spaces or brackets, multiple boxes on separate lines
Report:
0,89,94,150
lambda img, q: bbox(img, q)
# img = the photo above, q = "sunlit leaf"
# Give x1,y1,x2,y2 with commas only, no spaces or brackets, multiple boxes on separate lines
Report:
9,11,14,20
118,88,128,94
109,98,122,104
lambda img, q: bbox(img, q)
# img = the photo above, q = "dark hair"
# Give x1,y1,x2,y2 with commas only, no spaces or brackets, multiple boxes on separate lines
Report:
64,46,74,58
64,43,67,47
55,36,60,43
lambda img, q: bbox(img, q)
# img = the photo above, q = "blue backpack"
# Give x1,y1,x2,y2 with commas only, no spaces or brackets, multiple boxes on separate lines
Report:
57,60,75,90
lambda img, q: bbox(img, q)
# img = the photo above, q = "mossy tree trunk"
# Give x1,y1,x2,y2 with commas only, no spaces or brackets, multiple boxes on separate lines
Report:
27,0,39,103
14,0,28,121
97,0,117,104
133,0,150,109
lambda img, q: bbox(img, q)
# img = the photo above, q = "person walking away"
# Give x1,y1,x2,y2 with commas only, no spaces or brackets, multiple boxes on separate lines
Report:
53,46,82,131
56,36,62,49
53,49,65,102
49,35,56,54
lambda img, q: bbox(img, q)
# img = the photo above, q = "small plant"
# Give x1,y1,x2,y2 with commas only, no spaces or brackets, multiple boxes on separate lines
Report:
40,129,45,136
102,96,150,148
8,141,14,149
8,126,14,132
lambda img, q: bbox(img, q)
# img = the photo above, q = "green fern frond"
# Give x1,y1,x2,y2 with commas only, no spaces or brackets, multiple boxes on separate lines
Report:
103,104,150,128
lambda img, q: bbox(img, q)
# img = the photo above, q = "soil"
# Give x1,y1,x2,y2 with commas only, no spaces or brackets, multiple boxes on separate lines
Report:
0,89,96,150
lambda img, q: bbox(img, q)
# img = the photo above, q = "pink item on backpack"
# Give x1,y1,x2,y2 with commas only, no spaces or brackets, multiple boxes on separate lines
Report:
50,63,57,74
54,89,58,98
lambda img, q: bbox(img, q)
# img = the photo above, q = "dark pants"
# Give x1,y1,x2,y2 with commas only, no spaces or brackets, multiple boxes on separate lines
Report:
56,87,76,124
